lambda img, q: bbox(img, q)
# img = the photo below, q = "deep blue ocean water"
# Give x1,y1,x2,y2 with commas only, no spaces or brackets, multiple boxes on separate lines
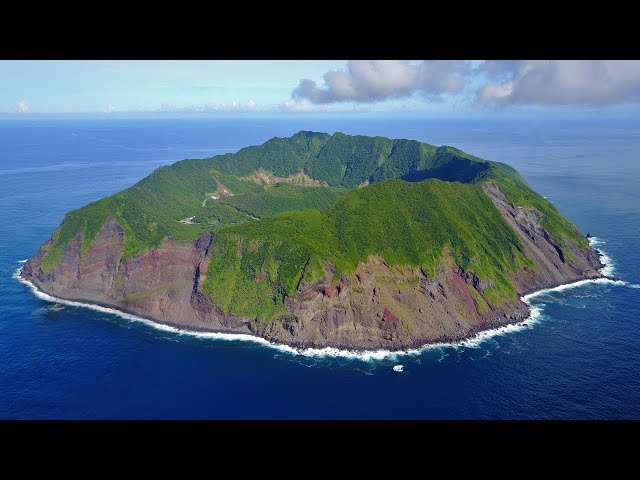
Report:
1,116,639,419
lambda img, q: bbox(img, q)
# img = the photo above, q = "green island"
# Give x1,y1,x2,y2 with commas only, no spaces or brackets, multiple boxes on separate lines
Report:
23,131,600,350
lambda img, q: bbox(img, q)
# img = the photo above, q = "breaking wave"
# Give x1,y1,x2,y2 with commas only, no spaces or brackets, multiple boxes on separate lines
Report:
589,236,615,276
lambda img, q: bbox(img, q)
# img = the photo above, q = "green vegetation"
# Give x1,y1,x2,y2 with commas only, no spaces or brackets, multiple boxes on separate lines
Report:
197,183,346,224
468,285,490,314
40,130,495,272
206,131,490,187
203,179,533,318
203,218,329,321
39,130,590,324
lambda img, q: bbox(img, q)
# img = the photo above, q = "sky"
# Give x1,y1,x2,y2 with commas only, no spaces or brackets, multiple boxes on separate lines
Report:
2,60,640,116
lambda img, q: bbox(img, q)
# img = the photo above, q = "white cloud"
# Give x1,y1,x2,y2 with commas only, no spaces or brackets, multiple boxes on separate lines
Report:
157,100,258,113
280,98,339,112
281,99,317,112
17,100,29,113
478,81,514,103
289,60,640,109
204,100,258,112
103,104,116,113
477,60,640,106
158,102,189,112
291,60,470,104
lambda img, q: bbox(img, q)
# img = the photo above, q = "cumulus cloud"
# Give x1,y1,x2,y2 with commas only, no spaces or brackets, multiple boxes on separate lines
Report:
477,60,640,106
289,60,640,109
292,60,470,104
17,100,29,113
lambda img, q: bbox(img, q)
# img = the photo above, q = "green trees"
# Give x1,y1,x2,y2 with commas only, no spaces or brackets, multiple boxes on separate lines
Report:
203,179,532,317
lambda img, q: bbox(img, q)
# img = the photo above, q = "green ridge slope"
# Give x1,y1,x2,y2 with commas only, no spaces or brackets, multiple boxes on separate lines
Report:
203,179,534,320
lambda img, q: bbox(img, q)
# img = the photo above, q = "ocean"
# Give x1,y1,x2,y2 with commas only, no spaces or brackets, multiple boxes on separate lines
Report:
1,116,639,419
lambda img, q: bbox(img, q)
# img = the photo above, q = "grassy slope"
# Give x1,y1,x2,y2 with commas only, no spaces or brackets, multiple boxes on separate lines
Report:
206,131,490,187
196,183,347,224
203,178,534,321
40,131,489,271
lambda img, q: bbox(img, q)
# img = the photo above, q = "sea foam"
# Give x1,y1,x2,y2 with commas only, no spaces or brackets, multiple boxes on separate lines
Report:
589,236,615,276
523,277,626,303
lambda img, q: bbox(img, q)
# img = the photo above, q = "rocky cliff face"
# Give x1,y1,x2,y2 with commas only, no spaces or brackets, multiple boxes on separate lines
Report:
22,219,253,336
483,182,602,293
21,183,603,350
252,254,530,350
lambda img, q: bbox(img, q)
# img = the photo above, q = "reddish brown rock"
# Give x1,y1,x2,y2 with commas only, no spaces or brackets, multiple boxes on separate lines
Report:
382,308,398,323
322,284,338,298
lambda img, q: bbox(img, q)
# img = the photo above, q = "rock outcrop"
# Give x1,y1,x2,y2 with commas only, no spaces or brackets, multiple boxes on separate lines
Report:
483,182,602,294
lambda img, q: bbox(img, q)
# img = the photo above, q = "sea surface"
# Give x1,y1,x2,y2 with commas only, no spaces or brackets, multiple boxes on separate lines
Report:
1,116,639,419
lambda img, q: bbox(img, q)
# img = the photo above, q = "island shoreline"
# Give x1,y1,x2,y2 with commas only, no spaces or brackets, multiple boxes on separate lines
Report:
15,257,618,359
